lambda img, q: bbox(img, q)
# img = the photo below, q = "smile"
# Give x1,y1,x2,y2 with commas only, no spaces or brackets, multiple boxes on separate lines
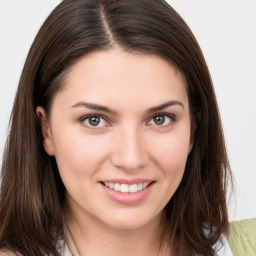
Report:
102,182,151,193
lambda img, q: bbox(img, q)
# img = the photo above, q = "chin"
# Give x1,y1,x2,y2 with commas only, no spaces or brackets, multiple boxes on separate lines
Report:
98,209,162,231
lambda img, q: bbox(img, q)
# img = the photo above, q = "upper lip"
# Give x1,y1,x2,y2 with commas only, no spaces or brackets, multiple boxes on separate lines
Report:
100,178,154,185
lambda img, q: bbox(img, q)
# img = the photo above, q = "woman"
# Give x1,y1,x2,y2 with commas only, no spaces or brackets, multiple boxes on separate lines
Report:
0,0,233,255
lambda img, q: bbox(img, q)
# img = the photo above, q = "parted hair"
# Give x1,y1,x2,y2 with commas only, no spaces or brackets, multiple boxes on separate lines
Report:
0,0,232,255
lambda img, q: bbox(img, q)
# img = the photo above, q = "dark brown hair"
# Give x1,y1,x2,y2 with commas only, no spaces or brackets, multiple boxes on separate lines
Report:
0,0,232,255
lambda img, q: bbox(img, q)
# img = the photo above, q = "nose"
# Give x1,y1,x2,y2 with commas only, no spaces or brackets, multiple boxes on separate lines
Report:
110,126,148,172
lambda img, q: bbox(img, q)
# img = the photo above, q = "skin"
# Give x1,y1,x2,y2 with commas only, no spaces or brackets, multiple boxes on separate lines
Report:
37,48,193,256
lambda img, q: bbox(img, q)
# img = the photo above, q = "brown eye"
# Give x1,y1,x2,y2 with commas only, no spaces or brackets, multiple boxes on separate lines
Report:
148,114,173,127
82,115,107,128
88,116,100,126
153,116,165,125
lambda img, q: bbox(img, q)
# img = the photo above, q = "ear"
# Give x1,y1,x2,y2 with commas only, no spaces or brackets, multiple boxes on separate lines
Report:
36,107,55,156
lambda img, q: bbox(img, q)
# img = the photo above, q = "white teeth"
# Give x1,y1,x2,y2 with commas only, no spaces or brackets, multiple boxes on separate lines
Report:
103,182,151,193
142,182,148,189
129,184,137,193
114,183,120,191
120,184,129,192
137,183,143,191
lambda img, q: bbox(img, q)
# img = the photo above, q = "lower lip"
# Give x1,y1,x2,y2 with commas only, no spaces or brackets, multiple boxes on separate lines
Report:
100,183,154,205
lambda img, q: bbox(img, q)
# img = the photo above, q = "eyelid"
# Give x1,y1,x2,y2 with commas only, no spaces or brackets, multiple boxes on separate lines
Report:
146,113,176,127
79,114,111,129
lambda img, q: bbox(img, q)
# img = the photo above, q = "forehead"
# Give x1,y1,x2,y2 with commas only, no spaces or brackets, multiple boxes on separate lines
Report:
53,49,189,111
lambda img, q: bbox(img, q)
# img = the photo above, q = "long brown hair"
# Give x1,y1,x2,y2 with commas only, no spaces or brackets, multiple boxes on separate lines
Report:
0,0,232,255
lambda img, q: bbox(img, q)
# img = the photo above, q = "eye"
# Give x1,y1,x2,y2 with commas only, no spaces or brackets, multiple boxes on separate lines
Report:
148,114,173,127
81,115,108,128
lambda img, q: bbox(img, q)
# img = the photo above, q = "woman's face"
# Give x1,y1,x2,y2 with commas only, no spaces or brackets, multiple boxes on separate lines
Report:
38,49,193,231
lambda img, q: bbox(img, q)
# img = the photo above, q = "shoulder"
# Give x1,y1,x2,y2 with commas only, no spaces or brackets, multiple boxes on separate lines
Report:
213,233,233,256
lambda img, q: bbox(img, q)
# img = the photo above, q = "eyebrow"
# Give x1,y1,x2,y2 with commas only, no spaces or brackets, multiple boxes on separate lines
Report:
146,100,184,113
71,102,117,114
71,100,184,114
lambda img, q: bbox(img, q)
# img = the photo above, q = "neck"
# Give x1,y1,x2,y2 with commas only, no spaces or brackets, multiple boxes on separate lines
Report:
65,200,168,256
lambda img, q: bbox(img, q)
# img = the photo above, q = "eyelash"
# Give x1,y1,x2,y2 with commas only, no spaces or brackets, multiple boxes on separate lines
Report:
79,113,176,129
80,114,110,129
147,113,176,128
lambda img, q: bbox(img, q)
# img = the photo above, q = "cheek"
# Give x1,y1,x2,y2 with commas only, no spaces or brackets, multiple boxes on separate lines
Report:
145,133,190,211
152,131,190,165
158,137,190,201
149,133,190,176
167,138,189,166
52,128,109,177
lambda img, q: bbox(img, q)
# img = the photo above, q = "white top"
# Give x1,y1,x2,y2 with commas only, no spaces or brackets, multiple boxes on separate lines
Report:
56,233,233,256
213,234,233,256
56,240,72,256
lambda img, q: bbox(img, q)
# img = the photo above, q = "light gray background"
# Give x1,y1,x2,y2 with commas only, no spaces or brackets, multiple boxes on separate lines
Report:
0,0,255,221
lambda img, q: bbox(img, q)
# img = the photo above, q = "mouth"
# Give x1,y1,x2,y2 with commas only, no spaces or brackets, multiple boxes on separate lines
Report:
101,181,153,193
100,179,155,204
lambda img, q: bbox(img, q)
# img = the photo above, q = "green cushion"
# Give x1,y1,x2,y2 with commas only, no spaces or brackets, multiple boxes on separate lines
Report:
228,218,256,256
